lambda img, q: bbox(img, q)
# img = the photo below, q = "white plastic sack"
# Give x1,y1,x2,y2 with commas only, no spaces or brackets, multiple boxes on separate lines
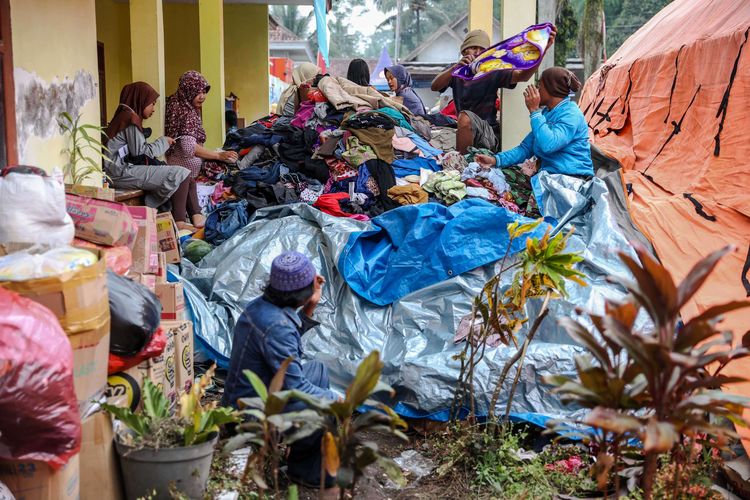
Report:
0,171,74,246
0,246,98,281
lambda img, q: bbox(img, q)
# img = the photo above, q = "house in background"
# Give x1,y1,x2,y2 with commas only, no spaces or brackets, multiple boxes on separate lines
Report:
269,14,314,66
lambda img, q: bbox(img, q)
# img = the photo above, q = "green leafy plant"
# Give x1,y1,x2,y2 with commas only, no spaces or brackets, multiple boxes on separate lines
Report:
103,365,238,448
57,111,109,185
224,357,325,497
434,423,597,498
451,220,587,422
545,244,750,498
291,351,408,498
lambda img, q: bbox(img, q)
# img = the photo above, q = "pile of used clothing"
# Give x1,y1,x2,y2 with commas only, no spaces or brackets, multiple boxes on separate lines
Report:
196,75,539,246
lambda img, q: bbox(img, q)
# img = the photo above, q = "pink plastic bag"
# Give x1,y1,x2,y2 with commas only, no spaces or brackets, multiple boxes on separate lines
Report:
0,288,81,469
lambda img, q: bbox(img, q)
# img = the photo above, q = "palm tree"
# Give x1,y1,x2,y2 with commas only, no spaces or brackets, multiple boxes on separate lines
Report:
270,5,313,39
373,0,458,57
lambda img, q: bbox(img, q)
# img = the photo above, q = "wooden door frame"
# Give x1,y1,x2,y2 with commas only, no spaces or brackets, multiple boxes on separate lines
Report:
0,0,17,165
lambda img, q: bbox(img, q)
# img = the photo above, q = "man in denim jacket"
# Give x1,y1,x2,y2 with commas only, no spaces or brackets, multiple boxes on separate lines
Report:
222,251,338,408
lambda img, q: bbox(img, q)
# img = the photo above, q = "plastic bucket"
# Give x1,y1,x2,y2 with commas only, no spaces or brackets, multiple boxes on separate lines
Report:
115,436,216,500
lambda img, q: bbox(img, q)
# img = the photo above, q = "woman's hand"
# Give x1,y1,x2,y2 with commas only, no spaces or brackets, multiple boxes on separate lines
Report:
303,275,326,317
217,150,238,163
166,137,176,146
475,154,497,170
524,85,541,113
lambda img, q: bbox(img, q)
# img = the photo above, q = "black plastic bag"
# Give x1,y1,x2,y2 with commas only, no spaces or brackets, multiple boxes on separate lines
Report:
107,270,161,356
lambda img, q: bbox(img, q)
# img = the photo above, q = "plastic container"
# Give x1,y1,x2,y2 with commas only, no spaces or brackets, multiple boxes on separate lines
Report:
115,436,217,500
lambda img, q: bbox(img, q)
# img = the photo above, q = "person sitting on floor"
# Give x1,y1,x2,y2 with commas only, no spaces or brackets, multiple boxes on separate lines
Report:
347,58,371,87
221,251,337,486
104,82,193,224
475,67,594,178
431,28,556,153
385,64,426,115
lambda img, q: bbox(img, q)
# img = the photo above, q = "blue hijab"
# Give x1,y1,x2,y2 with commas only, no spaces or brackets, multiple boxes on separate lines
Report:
386,65,426,115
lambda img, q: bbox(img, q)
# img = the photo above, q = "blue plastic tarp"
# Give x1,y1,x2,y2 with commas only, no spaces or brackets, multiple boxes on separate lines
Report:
338,199,548,306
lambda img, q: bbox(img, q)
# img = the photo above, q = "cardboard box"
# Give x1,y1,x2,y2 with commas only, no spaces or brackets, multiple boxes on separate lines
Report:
65,183,116,202
106,365,144,412
0,250,109,334
155,213,181,264
128,272,157,294
0,454,80,500
105,348,174,413
126,206,158,274
156,252,167,283
65,194,138,247
80,412,123,500
161,324,178,409
163,320,194,394
69,321,110,419
155,282,185,321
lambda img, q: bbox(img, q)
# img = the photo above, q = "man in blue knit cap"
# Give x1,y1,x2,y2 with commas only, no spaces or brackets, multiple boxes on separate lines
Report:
222,251,337,486
223,250,337,407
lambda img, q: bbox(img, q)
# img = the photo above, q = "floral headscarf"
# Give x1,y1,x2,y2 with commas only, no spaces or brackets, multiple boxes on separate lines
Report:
165,71,210,143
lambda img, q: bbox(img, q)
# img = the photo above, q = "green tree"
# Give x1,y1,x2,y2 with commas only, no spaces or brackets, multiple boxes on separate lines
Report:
555,0,579,66
606,0,672,54
270,5,313,39
580,0,604,78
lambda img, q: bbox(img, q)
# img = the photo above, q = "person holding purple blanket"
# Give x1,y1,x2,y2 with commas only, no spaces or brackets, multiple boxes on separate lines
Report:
431,27,556,153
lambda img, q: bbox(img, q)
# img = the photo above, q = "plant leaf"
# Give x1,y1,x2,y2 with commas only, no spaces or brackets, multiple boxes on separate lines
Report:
677,245,734,308
142,378,170,422
269,357,294,394
322,431,340,476
642,419,678,453
243,369,268,403
345,351,384,408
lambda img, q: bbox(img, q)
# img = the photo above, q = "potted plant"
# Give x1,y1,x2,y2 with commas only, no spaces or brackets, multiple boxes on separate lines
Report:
103,366,238,500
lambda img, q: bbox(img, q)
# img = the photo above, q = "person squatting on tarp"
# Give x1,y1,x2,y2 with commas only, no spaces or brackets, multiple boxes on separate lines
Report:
104,82,193,225
221,251,338,486
165,71,239,230
431,27,557,154
385,64,427,116
475,67,594,178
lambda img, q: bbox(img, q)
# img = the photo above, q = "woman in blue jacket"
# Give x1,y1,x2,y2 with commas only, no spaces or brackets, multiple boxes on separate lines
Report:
476,67,593,177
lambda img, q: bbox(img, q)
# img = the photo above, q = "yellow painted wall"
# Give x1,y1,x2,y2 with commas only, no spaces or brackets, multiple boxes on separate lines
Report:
10,0,102,184
95,0,132,122
468,0,494,39
224,4,269,126
500,0,537,150
164,3,200,97
199,0,226,150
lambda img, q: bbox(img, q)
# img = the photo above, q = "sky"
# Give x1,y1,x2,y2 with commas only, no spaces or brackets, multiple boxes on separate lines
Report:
349,0,390,37
298,0,390,44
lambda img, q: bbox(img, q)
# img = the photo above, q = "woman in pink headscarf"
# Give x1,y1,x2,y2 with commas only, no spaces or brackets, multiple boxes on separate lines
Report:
165,71,237,228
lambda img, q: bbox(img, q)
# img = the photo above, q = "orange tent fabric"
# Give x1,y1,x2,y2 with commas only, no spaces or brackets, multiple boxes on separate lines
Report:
580,0,750,447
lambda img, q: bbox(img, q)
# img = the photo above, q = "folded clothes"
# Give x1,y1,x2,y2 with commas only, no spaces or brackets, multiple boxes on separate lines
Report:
422,170,466,205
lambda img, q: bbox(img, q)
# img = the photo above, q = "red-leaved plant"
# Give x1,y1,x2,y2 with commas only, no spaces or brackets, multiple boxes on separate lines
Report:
545,244,750,498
